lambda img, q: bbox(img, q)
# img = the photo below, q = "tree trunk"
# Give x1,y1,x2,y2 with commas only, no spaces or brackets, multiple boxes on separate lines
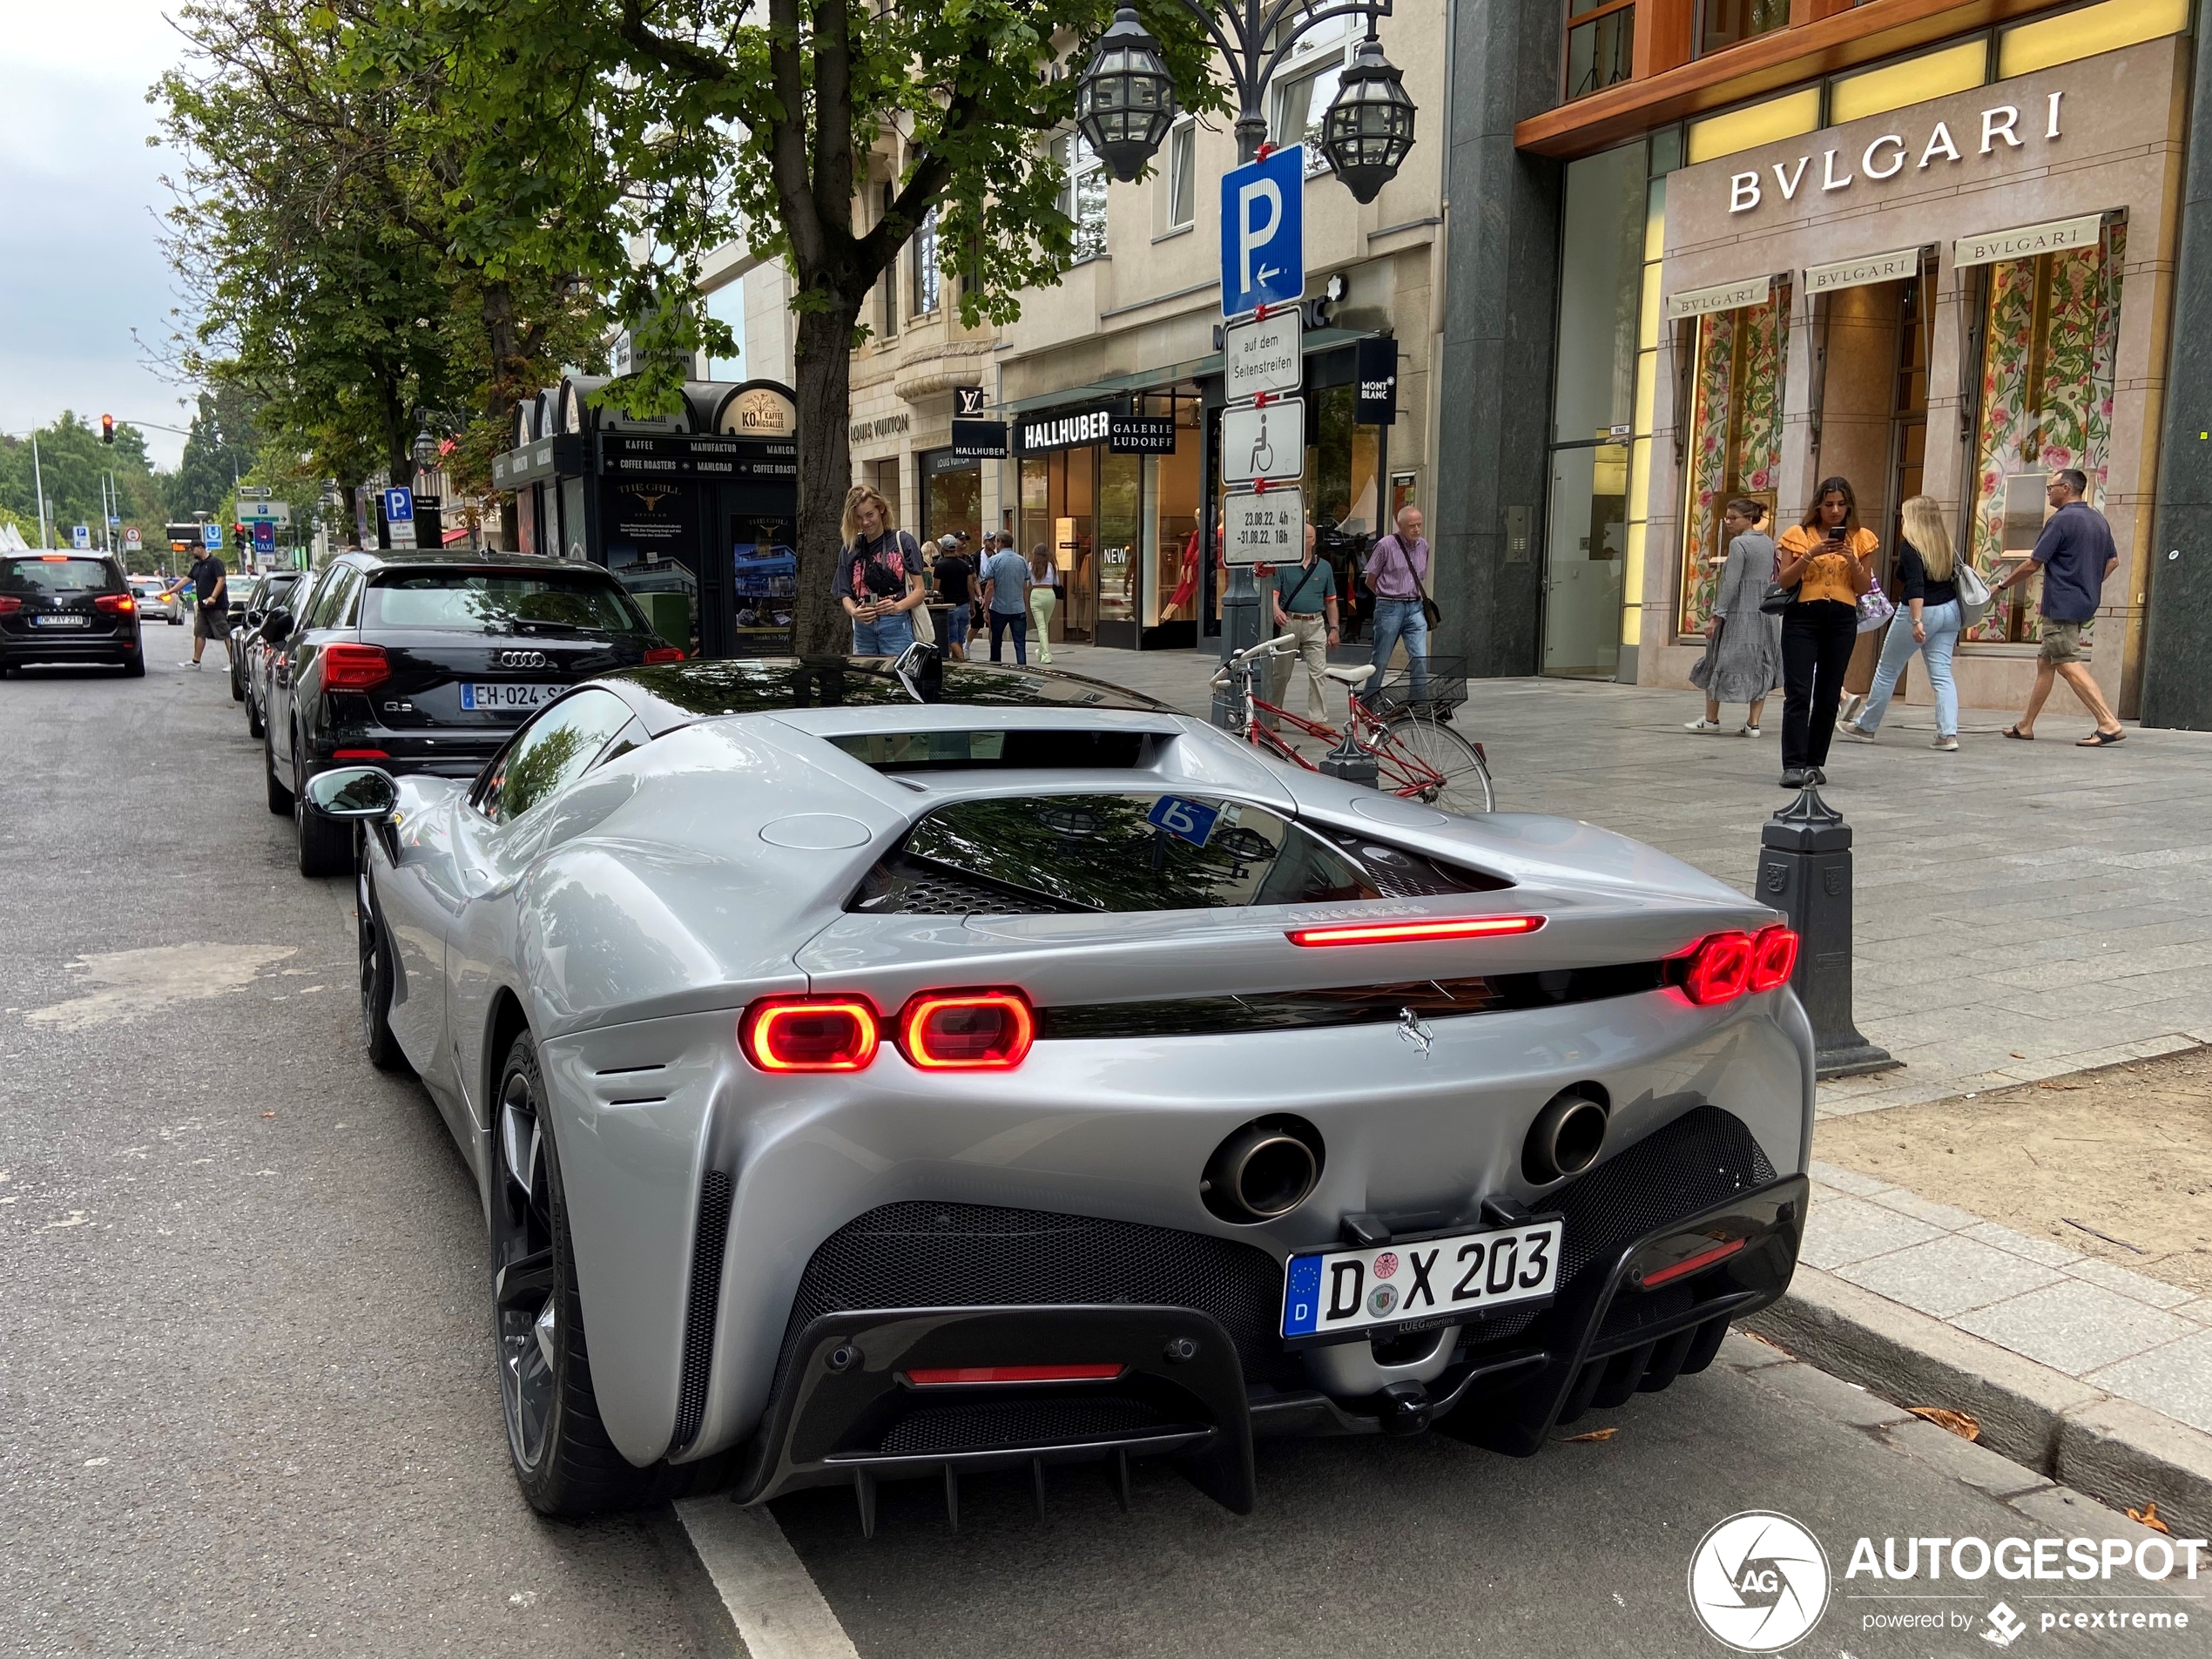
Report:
792,297,862,656
482,279,523,550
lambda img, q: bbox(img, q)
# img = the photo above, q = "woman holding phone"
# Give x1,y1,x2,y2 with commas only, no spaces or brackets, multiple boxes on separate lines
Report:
1771,477,1878,788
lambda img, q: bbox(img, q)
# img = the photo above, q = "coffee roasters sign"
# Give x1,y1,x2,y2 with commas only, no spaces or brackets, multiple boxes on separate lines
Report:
1728,91,2067,215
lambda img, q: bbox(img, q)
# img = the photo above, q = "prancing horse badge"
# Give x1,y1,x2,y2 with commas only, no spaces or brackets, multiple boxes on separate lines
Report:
1397,1008,1435,1055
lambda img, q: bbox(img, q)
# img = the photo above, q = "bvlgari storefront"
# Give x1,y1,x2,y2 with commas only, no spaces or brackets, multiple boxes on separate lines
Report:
1629,30,2184,717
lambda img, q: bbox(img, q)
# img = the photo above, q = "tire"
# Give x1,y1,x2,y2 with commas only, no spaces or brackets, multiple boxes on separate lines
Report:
229,657,246,700
356,867,408,1073
265,726,294,815
491,1030,657,1516
294,739,353,878
1375,710,1494,813
120,650,145,678
246,689,265,739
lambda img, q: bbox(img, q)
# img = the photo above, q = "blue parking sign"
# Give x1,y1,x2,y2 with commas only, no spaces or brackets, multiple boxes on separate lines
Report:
382,486,415,523
201,523,224,549
1146,794,1220,846
1219,145,1305,317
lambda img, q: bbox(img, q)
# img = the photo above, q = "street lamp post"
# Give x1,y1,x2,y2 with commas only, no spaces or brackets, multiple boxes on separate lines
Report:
1076,1,1415,678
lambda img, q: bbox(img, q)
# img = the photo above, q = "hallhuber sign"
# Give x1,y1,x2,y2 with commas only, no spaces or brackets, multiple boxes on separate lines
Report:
1017,407,1115,456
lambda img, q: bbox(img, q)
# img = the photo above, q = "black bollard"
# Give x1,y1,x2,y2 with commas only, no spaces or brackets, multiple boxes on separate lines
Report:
1318,723,1379,788
1757,785,1898,1080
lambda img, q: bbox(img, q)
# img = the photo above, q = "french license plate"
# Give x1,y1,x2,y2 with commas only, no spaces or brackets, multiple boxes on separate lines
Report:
31,614,88,628
459,681,564,711
1281,1218,1565,1345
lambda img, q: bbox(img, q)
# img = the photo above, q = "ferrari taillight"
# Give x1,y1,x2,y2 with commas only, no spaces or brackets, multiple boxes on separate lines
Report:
1285,914,1546,948
1676,925,1798,1006
741,996,880,1072
322,642,390,691
1749,924,1799,993
898,989,1035,1070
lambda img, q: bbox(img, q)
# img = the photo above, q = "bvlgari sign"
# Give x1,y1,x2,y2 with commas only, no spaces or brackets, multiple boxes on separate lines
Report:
1728,91,2067,215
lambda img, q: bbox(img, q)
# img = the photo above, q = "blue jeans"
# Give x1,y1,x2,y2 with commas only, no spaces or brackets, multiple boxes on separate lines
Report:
1858,599,1960,738
988,608,1028,664
1366,597,1428,703
851,610,916,656
944,604,970,646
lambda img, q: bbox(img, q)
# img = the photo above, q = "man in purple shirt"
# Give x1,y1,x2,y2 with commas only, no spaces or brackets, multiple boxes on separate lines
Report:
1361,503,1429,705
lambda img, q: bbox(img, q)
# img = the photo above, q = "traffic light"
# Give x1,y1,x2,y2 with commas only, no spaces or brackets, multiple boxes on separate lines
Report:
100,414,115,445
233,523,248,552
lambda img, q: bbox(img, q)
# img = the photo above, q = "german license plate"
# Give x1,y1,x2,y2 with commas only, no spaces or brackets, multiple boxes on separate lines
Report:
459,681,563,711
31,614,88,628
1281,1218,1564,1345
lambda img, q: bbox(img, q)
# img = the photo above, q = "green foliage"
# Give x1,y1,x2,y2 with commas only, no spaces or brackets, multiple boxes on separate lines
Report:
0,415,172,557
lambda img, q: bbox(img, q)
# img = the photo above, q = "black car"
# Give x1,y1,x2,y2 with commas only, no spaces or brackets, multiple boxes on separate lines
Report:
0,552,145,677
234,570,307,727
261,549,684,876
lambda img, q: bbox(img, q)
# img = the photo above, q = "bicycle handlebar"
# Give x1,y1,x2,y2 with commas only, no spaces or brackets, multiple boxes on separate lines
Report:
1228,633,1299,669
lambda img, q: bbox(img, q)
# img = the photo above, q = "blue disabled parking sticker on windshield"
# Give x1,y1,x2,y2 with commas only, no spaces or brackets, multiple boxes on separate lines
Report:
1146,795,1220,846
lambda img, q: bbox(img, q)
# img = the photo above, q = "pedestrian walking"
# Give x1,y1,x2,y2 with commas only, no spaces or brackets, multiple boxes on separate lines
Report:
1270,523,1339,719
1838,495,1963,750
981,537,1034,664
835,485,926,656
1772,476,1878,788
1362,502,1431,705
1685,498,1781,738
181,544,229,669
1026,542,1059,664
1991,469,2127,746
930,533,974,660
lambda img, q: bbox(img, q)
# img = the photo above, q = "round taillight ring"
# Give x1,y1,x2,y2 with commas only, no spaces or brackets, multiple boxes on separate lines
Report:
740,996,880,1072
897,989,1035,1070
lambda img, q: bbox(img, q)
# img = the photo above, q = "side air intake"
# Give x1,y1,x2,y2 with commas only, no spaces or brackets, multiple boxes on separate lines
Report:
673,1172,733,1452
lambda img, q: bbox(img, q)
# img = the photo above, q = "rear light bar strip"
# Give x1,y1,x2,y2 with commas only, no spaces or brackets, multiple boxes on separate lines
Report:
904,1364,1126,1386
1635,1235,1749,1290
1287,915,1545,948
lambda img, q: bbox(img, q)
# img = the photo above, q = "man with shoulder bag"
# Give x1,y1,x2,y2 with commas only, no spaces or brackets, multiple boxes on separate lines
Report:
1270,523,1339,719
1362,503,1433,707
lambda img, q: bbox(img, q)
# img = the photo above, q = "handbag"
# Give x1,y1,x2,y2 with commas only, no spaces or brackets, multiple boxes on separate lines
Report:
1856,574,1896,635
1373,534,1442,629
1758,581,1797,616
911,596,935,644
1953,556,1993,625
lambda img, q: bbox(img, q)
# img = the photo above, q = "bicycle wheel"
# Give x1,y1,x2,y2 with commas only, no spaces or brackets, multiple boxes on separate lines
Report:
1376,710,1494,813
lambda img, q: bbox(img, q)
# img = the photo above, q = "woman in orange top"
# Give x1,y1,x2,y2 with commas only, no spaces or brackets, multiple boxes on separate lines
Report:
1772,476,1877,787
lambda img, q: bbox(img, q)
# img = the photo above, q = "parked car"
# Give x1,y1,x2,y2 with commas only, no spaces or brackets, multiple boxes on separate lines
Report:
130,575,179,624
230,570,300,712
305,651,1814,1523
261,549,683,878
0,552,145,677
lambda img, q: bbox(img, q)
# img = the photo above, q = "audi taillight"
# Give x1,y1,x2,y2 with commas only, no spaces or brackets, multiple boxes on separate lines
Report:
897,989,1035,1070
643,645,685,664
94,593,135,614
1676,925,1797,1006
1749,924,1799,993
1286,915,1546,948
321,642,390,691
741,996,880,1072
0,597,19,615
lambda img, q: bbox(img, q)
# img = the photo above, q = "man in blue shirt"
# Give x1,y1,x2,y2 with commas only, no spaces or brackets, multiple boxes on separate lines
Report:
979,535,1033,664
1993,469,2125,746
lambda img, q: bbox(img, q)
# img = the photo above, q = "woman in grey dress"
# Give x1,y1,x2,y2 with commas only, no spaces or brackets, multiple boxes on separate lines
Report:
1686,498,1783,737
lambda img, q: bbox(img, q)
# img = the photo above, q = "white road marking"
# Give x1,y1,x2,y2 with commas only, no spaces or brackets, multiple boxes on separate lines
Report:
25,943,296,1030
674,1498,859,1659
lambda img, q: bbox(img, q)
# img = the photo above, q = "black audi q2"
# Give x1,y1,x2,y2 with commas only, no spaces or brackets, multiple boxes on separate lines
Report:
261,549,683,877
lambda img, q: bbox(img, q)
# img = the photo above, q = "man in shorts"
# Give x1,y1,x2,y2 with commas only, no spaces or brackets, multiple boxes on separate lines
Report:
932,534,974,659
182,545,230,669
1993,469,2125,746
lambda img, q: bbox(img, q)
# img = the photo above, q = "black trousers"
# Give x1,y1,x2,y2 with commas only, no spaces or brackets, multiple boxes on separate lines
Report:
1780,600,1858,771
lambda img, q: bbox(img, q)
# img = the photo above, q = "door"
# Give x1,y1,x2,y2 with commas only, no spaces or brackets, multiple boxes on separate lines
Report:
1541,442,1628,678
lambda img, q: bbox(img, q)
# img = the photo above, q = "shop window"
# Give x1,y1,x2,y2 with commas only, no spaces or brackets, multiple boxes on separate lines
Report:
1166,121,1197,231
1055,134,1109,263
1964,225,2125,644
1684,87,1819,165
1566,0,1635,102
910,206,940,318
1553,141,1648,443
1097,452,1142,627
1697,0,1790,57
921,452,981,550
1827,40,1986,125
1677,287,1791,636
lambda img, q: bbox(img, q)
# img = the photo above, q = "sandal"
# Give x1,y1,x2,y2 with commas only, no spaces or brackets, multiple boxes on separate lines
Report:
2077,729,2127,747
2001,725,2033,741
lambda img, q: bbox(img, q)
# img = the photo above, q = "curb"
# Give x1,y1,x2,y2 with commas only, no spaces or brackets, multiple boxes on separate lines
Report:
1747,1265,2212,1538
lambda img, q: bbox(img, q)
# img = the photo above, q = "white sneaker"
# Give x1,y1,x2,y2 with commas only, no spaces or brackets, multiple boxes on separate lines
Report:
1739,725,1761,738
1837,720,1875,743
1840,692,1868,724
1683,718,1723,733
1932,734,1959,751
178,659,200,669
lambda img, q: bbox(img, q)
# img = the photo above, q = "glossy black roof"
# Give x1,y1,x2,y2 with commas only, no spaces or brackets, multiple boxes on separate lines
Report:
598,657,1172,735
328,547,598,574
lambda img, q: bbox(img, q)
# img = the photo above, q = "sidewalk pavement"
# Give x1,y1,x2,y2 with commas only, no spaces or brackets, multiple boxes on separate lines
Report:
1034,640,2212,1525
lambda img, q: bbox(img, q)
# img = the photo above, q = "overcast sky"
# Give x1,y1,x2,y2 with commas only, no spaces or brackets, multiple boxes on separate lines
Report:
1,0,195,468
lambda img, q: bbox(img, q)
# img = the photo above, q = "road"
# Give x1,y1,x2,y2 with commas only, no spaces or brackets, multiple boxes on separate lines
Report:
3,653,2195,1658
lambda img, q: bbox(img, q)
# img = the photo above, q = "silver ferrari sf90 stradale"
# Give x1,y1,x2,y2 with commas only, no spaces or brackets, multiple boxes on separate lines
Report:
307,653,1813,1529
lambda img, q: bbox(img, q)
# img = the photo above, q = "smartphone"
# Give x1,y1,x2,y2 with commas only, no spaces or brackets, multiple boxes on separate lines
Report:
1826,525,1847,543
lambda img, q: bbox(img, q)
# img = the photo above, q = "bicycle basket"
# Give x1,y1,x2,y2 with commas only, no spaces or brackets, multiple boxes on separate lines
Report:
1369,653,1468,712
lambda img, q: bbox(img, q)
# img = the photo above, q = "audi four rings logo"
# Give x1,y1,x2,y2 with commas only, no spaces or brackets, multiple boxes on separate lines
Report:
495,651,549,669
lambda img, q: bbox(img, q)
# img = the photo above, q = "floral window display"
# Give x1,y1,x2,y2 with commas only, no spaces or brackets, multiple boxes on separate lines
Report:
1678,286,1789,636
1964,222,2123,644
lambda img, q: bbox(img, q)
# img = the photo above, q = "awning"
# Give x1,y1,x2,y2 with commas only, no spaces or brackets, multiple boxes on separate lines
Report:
1804,246,1928,296
1001,327,1377,415
1952,212,2106,270
1663,274,1773,321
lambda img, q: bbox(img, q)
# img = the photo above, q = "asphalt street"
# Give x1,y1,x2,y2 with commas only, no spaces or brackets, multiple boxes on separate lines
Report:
3,649,2201,1658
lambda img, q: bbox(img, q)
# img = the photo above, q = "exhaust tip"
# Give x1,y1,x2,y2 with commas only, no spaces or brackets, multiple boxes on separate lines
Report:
1202,1116,1324,1223
1522,1089,1608,1185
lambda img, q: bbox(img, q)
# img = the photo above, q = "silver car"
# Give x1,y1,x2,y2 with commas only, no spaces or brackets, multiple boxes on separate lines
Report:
307,654,1814,1527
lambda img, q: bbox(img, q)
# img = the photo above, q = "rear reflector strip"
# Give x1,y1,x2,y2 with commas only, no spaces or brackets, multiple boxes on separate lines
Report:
333,748,389,760
1287,915,1546,948
904,1364,1127,1386
1635,1236,1748,1290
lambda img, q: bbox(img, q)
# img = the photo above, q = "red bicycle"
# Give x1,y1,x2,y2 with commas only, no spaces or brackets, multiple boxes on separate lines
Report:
1211,635,1495,813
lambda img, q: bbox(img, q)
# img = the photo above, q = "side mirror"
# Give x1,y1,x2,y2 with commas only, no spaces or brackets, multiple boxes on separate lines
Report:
261,610,293,642
305,765,399,820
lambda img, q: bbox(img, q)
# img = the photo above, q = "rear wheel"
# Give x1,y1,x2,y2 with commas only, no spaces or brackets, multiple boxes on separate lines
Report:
229,654,245,700
1375,711,1494,813
120,649,145,678
294,739,353,877
265,726,293,815
246,686,265,738
356,867,407,1072
491,1031,655,1516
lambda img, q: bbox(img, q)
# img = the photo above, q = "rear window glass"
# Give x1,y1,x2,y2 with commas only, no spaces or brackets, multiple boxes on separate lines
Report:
612,658,1169,720
827,730,1149,772
362,570,649,634
3,557,119,595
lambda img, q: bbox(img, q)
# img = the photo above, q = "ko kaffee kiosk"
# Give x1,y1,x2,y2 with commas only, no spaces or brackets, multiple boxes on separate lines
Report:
492,376,799,658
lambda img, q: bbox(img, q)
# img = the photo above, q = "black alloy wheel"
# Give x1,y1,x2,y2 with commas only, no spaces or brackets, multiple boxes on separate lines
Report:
489,1030,652,1517
265,725,293,815
246,681,264,738
229,652,246,700
293,736,353,879
356,867,406,1073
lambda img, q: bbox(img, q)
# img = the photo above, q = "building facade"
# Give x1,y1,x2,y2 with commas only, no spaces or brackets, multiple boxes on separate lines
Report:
1440,0,2209,724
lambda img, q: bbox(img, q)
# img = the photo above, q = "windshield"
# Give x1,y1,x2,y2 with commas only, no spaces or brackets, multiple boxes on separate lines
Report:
3,556,119,596
361,570,651,634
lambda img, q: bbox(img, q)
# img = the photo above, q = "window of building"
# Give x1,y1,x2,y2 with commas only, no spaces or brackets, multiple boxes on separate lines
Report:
1055,133,1109,262
878,184,900,339
1999,0,2188,77
1683,87,1819,165
1827,39,1986,125
1677,284,1791,637
1271,52,1345,172
1696,0,1790,57
1166,120,1197,231
911,205,940,318
1566,0,1635,101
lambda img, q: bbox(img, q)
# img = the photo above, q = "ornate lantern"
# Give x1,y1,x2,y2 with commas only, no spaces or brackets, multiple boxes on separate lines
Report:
1076,8,1177,183
1320,33,1416,205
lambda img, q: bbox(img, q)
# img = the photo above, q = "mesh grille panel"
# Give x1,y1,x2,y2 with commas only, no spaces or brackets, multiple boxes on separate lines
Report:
674,1171,733,1450
1549,1104,1777,1291
780,1202,1302,1388
878,1397,1164,1455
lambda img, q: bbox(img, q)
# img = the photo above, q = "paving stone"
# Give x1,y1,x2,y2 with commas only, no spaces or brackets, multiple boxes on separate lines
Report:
1805,1159,1892,1198
2087,1332,2212,1436
1799,1194,1943,1271
1865,1188,1989,1231
1835,1235,2069,1320
1960,1221,2082,1269
2063,1256,2198,1311
1953,1282,2198,1377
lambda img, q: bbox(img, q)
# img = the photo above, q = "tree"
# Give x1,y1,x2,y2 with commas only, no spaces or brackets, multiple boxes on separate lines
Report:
172,386,261,517
0,415,170,558
432,0,1224,651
